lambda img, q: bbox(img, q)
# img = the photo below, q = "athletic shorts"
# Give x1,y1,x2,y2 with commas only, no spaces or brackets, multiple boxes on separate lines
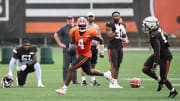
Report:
91,46,98,64
144,54,172,80
108,47,123,68
72,55,91,74
17,65,35,86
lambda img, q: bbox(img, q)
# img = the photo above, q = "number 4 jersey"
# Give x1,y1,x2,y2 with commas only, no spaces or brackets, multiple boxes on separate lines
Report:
12,46,37,66
70,27,98,58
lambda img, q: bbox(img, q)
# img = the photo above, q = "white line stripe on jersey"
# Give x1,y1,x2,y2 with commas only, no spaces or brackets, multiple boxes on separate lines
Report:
26,8,134,17
26,0,133,4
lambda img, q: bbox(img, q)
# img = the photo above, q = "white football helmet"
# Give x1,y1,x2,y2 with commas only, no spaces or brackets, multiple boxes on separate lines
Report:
142,16,159,33
1,75,13,88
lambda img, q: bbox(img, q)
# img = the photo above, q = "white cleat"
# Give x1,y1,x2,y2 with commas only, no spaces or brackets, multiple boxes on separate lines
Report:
38,84,45,88
56,87,66,95
104,71,114,84
109,83,123,88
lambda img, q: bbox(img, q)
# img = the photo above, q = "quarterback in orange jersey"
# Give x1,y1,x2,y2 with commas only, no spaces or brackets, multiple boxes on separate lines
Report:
56,17,113,95
70,27,99,57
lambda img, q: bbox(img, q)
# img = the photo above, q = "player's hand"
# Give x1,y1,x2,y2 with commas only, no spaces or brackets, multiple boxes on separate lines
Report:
60,43,66,48
20,65,27,71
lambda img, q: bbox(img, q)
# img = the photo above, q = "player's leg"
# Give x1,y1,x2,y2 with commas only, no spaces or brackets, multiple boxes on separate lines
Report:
108,48,122,88
81,58,113,84
90,46,101,86
142,55,159,80
56,55,88,94
159,58,177,98
17,71,27,87
81,69,88,86
34,63,45,88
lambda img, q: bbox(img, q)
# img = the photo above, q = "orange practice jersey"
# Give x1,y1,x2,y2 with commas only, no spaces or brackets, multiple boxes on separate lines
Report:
70,27,98,57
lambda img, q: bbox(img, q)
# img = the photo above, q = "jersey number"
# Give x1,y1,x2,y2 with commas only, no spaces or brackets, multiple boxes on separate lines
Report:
22,55,31,61
78,39,84,49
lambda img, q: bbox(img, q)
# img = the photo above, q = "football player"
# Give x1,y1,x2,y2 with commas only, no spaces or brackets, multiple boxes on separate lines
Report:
56,17,113,94
142,16,178,98
7,40,45,88
105,11,128,88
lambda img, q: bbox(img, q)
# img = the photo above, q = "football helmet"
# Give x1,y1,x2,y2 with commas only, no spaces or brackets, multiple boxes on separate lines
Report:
1,75,13,88
142,16,159,33
77,17,88,33
130,78,141,88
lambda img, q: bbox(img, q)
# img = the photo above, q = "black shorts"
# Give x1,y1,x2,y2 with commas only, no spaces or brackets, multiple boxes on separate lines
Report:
108,48,123,68
144,54,172,80
72,55,91,74
91,46,98,64
17,65,35,86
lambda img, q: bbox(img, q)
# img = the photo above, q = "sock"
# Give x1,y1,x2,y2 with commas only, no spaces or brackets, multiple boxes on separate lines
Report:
171,88,175,92
82,76,86,82
63,85,68,90
157,77,161,82
34,63,42,84
91,76,95,82
114,79,118,84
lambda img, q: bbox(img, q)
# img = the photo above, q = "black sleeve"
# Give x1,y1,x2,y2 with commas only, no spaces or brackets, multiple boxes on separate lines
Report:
57,26,65,36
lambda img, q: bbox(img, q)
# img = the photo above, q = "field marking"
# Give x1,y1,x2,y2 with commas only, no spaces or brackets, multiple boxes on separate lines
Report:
119,78,180,81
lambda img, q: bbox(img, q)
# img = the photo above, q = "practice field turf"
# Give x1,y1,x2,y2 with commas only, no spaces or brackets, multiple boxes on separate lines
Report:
0,49,180,101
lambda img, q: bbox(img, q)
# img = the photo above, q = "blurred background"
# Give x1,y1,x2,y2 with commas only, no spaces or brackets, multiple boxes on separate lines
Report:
0,0,180,48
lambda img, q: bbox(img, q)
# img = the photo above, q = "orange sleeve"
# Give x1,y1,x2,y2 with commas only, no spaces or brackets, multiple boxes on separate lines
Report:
89,28,98,37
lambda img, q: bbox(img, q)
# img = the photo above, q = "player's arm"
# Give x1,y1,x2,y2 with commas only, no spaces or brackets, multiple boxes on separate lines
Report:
106,26,117,40
8,48,19,76
120,24,128,42
93,35,104,58
27,53,37,67
152,38,160,68
54,32,66,48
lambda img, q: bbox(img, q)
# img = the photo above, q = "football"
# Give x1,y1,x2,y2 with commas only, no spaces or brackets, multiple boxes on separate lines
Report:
130,78,141,88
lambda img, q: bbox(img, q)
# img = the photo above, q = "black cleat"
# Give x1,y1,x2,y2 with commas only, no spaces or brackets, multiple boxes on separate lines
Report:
157,81,163,92
73,81,80,85
91,80,101,86
168,90,178,98
81,80,88,86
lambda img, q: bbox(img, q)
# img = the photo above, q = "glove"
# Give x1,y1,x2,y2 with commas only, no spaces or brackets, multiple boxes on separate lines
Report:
20,65,27,71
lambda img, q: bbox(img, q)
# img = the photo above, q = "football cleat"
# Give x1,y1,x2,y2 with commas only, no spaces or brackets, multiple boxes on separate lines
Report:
91,80,101,86
38,83,45,88
109,82,123,88
130,78,141,88
168,89,178,98
56,87,66,95
81,80,88,86
104,71,114,84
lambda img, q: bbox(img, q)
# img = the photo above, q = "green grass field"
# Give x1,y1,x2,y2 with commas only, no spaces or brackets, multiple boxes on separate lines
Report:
0,49,180,101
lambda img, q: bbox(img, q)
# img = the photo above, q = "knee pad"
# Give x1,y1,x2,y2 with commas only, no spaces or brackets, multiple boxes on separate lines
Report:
34,63,40,70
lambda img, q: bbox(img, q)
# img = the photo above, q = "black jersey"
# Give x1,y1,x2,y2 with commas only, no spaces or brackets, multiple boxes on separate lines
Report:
149,28,172,62
13,46,37,63
107,22,126,49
